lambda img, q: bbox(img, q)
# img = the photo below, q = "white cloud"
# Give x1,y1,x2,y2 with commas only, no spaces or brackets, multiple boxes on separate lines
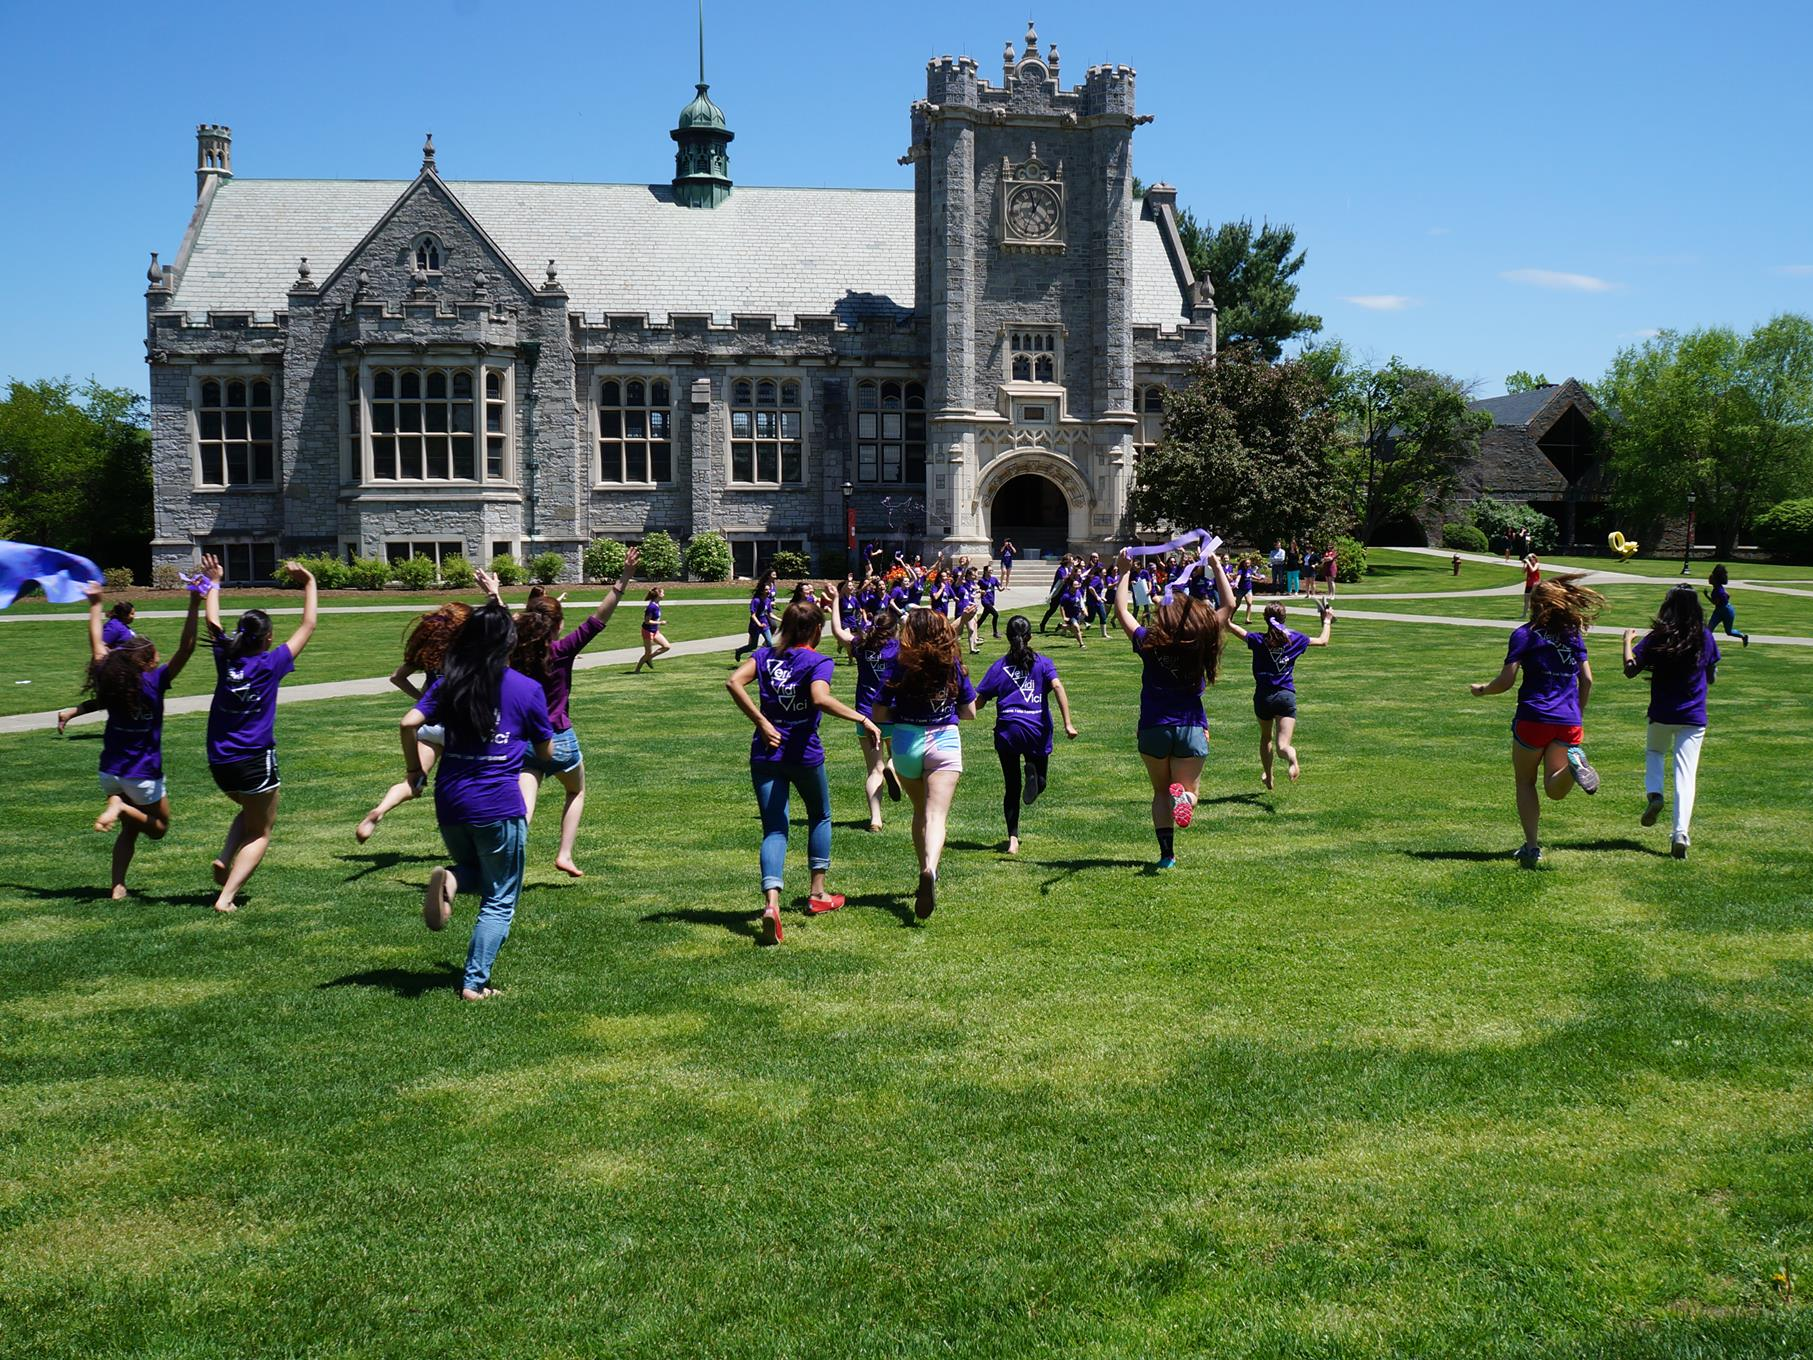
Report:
1343,294,1418,311
1777,264,1813,277
1500,268,1619,293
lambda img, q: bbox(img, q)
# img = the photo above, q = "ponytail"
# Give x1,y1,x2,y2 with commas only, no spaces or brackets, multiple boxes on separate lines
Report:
216,609,272,660
1005,614,1035,668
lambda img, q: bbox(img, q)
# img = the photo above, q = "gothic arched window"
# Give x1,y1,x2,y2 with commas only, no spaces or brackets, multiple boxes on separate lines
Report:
413,235,444,273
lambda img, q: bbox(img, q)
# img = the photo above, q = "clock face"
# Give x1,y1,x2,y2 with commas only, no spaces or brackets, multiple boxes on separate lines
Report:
1007,185,1060,240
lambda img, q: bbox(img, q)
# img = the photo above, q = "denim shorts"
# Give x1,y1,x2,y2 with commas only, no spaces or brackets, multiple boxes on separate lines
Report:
892,723,963,779
417,724,446,747
1253,689,1297,721
525,726,583,775
1137,724,1209,759
100,770,165,807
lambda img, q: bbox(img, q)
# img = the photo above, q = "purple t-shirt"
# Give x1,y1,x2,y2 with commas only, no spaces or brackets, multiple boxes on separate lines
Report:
1710,583,1730,607
418,669,553,824
541,614,605,732
1632,628,1720,726
1505,623,1588,725
977,652,1058,753
879,659,976,727
643,602,661,629
1132,625,1207,730
752,645,835,766
101,618,137,648
853,637,899,717
1246,628,1310,694
981,575,999,605
207,640,295,763
100,664,173,781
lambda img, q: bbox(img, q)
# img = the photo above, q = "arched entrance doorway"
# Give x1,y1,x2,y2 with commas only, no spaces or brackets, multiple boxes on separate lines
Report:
990,474,1069,557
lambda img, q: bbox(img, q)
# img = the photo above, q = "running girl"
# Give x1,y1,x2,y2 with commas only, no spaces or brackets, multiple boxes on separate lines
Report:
1624,585,1720,859
1704,565,1749,647
203,557,317,913
872,608,976,919
957,569,982,654
1233,556,1257,624
1114,550,1234,868
83,575,202,899
829,591,903,832
1226,600,1332,789
512,547,639,877
978,565,1002,640
355,601,473,844
974,615,1077,855
1057,569,1089,649
727,596,880,945
634,586,673,672
733,570,778,661
1039,555,1074,634
405,592,553,1001
1469,576,1604,867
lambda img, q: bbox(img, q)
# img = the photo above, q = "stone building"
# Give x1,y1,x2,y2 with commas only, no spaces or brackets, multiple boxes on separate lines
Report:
144,23,1214,582
1449,380,1607,549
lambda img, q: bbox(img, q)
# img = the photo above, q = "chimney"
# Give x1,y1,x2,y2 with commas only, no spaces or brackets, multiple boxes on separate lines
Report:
196,124,232,199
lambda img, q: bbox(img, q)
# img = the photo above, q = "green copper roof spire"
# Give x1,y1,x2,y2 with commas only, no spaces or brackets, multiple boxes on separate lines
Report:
671,0,733,207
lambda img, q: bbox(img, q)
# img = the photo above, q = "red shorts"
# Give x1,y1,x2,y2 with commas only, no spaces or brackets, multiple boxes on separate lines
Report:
1514,719,1583,750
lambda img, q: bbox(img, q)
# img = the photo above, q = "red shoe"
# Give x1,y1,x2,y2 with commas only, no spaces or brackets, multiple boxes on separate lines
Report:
1169,783,1194,829
806,892,846,915
757,904,783,946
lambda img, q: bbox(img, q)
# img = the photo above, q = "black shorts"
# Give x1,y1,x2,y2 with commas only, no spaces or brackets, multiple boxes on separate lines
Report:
210,749,281,797
1253,689,1297,721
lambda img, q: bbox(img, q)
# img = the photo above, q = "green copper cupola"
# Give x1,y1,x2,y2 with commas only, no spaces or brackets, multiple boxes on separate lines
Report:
670,5,733,208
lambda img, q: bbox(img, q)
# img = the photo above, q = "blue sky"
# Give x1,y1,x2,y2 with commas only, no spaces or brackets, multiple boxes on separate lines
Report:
1,0,1808,399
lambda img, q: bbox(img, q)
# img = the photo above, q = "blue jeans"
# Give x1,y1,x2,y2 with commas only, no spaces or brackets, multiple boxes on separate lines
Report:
750,761,831,892
1709,602,1745,637
439,817,527,992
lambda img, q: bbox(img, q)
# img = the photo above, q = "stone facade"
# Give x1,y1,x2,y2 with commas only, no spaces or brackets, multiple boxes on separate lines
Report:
145,24,1213,580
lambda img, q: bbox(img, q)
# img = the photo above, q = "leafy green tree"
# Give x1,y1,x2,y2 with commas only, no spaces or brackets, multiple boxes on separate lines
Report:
0,378,152,574
1597,314,1813,554
1129,349,1341,546
1505,370,1551,393
1175,213,1322,360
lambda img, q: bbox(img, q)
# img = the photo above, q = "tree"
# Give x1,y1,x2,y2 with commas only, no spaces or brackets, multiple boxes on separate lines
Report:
1505,370,1551,393
1129,347,1341,545
1174,212,1322,360
1320,347,1491,543
0,378,152,576
1597,314,1813,554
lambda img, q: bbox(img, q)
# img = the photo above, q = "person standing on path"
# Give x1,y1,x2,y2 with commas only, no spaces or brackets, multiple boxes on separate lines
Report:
997,539,1017,587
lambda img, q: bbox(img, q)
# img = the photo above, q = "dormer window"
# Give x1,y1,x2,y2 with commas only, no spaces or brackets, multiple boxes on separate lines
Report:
1008,329,1061,384
413,235,444,274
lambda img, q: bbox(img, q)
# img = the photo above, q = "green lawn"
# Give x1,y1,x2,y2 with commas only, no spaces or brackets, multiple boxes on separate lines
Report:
1,580,761,616
1536,553,1813,583
1336,583,1813,638
3,588,1812,1356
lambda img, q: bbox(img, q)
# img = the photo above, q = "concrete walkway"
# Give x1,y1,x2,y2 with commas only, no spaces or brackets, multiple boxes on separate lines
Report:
0,597,753,624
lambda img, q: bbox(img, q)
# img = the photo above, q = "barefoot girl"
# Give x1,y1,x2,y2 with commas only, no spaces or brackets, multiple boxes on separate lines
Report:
734,569,778,661
974,615,1077,855
727,595,881,944
405,594,553,1000
1114,550,1233,868
512,548,638,877
1624,585,1720,859
1704,565,1749,647
1469,576,1604,867
1226,600,1332,789
83,577,201,898
355,602,473,843
634,586,673,672
203,558,317,912
872,609,976,920
830,591,903,832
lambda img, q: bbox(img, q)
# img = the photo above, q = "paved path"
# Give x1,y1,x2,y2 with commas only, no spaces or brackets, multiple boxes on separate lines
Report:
0,597,753,624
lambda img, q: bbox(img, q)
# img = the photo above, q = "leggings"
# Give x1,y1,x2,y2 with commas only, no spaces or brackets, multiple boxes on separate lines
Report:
1039,596,1064,631
995,745,1050,838
735,621,772,661
1709,603,1746,638
978,603,1000,636
751,761,831,891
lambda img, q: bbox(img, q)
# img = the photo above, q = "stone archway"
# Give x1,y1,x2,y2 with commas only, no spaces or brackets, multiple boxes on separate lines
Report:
977,451,1093,558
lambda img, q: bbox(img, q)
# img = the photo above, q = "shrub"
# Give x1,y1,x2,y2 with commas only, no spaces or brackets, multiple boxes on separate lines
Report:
638,530,681,580
440,553,475,590
489,554,524,587
583,538,626,583
269,553,349,590
684,531,732,582
394,554,439,590
529,551,567,586
1333,536,1368,583
1470,497,1558,554
100,566,134,591
1753,497,1813,561
1442,523,1489,553
347,555,393,590
771,549,811,579
151,564,184,591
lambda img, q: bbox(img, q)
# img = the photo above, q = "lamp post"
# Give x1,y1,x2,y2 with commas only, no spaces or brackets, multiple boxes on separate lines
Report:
1680,489,1697,576
842,480,855,557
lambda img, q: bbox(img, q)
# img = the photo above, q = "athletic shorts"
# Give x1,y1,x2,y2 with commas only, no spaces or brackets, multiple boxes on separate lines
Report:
417,724,446,747
1513,719,1583,751
1253,689,1297,721
99,770,165,807
525,726,583,776
1137,724,1209,759
210,748,280,797
891,723,963,779
642,624,660,636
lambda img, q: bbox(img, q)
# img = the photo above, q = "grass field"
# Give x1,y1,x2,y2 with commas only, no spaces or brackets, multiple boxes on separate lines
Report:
3,578,1812,1357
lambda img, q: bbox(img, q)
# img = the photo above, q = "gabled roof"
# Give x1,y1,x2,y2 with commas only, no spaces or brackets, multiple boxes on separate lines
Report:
1468,379,1597,432
165,177,1196,329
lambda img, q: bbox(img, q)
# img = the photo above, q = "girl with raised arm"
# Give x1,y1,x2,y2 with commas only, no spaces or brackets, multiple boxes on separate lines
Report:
1624,585,1720,859
355,601,473,844
511,547,638,877
405,593,553,1000
997,539,1016,587
203,557,317,912
1115,549,1233,868
1226,600,1332,789
974,615,1077,855
83,572,202,898
1470,577,1603,867
727,595,881,945
830,589,903,832
634,585,673,673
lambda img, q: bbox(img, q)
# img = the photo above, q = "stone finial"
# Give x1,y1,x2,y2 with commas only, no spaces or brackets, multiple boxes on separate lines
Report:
355,267,371,296
297,256,311,281
1048,42,1059,66
1003,40,1015,65
545,260,559,287
291,256,316,292
474,269,488,294
1024,19,1038,55
147,251,163,285
422,132,435,171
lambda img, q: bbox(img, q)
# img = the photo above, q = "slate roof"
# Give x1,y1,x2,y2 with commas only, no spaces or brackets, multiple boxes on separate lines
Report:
167,177,1195,330
1468,385,1566,428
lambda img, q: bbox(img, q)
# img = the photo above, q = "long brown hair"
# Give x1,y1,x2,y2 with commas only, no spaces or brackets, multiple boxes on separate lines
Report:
854,606,898,657
893,608,964,706
403,601,472,675
1142,596,1223,688
1529,577,1603,637
775,599,824,651
84,637,159,717
510,596,564,682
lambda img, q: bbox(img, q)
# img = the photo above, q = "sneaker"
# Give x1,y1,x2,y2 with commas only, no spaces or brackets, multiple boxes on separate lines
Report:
423,867,454,931
1169,783,1194,829
1023,762,1043,806
757,904,783,945
806,892,845,915
883,765,903,802
1512,845,1543,868
1566,746,1600,795
1155,856,1177,870
1671,837,1689,860
1741,634,1749,648
914,871,936,920
1641,793,1663,827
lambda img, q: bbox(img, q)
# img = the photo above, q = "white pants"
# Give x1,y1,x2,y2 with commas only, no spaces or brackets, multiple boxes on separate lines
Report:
1645,722,1705,843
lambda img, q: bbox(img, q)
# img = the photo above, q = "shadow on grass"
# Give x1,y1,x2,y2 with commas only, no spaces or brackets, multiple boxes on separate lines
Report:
1034,856,1154,891
1402,849,1516,863
337,851,442,883
839,892,920,928
1199,792,1275,814
0,881,218,908
318,961,461,999
1549,837,1672,858
641,906,760,939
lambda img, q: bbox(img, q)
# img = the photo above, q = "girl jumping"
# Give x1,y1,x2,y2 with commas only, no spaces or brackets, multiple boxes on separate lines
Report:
634,586,673,672
355,601,473,844
1624,584,1721,859
1226,600,1333,788
830,590,903,832
1704,565,1749,647
974,615,1077,855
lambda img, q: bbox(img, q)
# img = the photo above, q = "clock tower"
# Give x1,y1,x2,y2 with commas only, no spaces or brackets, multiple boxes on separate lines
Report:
906,22,1142,558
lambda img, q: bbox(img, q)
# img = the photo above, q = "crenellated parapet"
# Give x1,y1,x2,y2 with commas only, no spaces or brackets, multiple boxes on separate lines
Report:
916,22,1144,130
333,297,522,355
146,308,287,364
571,310,923,365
